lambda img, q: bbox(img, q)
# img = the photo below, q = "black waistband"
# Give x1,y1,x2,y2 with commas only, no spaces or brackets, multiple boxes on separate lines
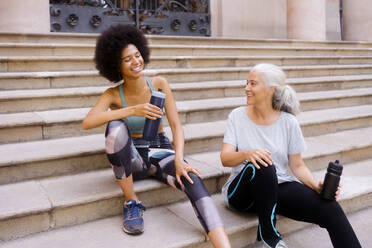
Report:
132,132,172,149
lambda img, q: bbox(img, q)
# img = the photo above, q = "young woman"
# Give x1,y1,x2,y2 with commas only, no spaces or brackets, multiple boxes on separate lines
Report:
82,24,231,248
220,63,361,248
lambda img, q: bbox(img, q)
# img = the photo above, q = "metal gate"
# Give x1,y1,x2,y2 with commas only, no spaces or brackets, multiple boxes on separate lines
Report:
50,0,210,36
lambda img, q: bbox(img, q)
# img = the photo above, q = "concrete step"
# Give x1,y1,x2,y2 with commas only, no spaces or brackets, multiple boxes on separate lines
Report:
2,101,372,145
1,85,372,114
147,35,372,49
1,158,371,244
1,64,371,90
2,101,372,144
172,75,372,100
2,32,372,49
1,119,372,184
147,64,372,83
0,32,98,44
2,43,372,57
0,86,102,113
1,72,372,94
0,43,95,56
149,45,372,57
0,154,224,241
3,55,372,72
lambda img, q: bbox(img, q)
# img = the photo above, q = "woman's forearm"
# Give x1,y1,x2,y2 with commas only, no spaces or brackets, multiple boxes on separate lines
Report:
170,124,185,162
291,162,320,193
82,107,135,130
220,151,247,167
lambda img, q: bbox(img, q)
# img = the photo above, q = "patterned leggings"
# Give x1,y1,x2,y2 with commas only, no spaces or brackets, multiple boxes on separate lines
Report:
105,119,223,234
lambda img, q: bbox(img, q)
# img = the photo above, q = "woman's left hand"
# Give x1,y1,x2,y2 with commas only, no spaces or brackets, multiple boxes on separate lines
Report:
175,160,201,187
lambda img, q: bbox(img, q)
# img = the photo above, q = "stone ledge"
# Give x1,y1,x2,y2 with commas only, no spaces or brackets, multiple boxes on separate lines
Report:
2,158,371,246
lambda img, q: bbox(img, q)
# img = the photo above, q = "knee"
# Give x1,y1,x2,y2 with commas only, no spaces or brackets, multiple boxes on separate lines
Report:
255,163,277,179
181,172,203,187
105,119,129,137
181,172,210,199
105,120,131,152
316,201,346,227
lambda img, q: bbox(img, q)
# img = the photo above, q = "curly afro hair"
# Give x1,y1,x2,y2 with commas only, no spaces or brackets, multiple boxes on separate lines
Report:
94,24,150,83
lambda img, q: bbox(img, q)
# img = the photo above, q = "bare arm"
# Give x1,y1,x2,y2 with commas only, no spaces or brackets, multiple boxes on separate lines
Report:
82,87,162,130
220,143,273,169
288,153,321,193
159,76,200,185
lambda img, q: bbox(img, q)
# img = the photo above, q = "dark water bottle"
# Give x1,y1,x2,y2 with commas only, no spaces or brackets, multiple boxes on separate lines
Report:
142,89,166,141
321,160,343,200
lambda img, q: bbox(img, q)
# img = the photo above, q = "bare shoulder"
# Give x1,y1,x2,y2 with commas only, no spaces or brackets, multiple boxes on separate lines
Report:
100,85,122,108
150,76,170,91
102,86,117,99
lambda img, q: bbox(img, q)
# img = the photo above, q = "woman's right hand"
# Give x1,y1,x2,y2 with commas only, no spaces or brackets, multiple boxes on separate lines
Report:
133,103,163,119
243,149,273,169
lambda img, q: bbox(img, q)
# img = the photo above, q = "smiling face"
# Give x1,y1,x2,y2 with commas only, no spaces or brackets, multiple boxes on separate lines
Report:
120,44,144,79
245,70,274,106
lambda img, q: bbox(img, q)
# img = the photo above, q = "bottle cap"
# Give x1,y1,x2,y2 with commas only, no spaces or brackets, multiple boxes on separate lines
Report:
327,160,343,175
152,88,166,99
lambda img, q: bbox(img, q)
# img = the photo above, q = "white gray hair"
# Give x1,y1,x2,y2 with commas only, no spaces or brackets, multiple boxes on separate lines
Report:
251,63,300,115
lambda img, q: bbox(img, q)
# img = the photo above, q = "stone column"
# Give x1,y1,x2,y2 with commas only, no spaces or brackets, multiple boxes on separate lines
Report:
342,0,372,41
210,0,287,39
326,0,341,40
210,0,223,37
287,0,326,40
0,0,50,33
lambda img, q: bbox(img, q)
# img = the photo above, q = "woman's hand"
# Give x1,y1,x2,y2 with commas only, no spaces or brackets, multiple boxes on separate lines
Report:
317,181,341,200
175,160,201,187
133,103,162,119
244,149,273,169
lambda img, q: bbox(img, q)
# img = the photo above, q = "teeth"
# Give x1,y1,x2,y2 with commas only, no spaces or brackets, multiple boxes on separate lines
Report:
131,65,142,71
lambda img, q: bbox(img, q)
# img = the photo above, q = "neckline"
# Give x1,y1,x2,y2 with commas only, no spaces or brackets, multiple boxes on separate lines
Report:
243,107,282,127
119,77,154,108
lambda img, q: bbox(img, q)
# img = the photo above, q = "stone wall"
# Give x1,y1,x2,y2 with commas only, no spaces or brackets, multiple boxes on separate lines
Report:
343,0,372,41
0,0,50,33
0,0,371,42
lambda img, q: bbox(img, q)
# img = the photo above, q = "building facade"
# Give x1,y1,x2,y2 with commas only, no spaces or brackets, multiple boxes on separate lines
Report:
0,0,371,42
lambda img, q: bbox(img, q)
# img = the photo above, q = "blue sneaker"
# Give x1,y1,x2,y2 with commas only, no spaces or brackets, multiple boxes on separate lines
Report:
123,200,146,235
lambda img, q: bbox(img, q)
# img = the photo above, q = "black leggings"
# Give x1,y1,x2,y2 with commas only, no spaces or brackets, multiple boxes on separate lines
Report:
228,162,361,248
105,119,223,234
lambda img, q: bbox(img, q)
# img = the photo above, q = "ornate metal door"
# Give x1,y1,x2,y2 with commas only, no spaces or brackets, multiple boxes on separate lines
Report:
50,0,210,36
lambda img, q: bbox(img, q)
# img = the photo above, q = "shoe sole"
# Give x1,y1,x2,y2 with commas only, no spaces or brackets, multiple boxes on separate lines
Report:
122,226,144,235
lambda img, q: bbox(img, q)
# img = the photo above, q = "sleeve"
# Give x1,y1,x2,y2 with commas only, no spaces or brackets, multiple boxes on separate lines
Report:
288,117,307,155
223,111,238,147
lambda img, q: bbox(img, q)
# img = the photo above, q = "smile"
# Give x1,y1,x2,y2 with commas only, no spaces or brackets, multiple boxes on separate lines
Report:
131,65,142,72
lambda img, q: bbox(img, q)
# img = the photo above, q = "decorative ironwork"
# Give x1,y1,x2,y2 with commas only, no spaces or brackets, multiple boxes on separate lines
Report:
49,0,210,36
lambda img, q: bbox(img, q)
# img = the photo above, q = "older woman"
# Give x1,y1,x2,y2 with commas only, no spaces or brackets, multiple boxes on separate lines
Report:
220,63,361,248
83,24,230,248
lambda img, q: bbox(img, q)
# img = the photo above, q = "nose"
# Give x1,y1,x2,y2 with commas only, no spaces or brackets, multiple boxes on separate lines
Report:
245,83,251,91
132,57,140,65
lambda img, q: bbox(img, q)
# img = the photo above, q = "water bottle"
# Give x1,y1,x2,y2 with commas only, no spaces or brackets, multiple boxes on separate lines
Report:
142,89,166,141
321,160,343,200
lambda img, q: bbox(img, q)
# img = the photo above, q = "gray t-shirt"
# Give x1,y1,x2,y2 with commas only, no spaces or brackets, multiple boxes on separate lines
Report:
222,107,307,206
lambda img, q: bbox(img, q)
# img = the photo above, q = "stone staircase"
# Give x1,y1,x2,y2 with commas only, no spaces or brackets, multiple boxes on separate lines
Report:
1,32,372,248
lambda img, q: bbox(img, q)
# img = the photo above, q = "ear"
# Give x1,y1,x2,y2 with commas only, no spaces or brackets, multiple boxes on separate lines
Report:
269,86,276,95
